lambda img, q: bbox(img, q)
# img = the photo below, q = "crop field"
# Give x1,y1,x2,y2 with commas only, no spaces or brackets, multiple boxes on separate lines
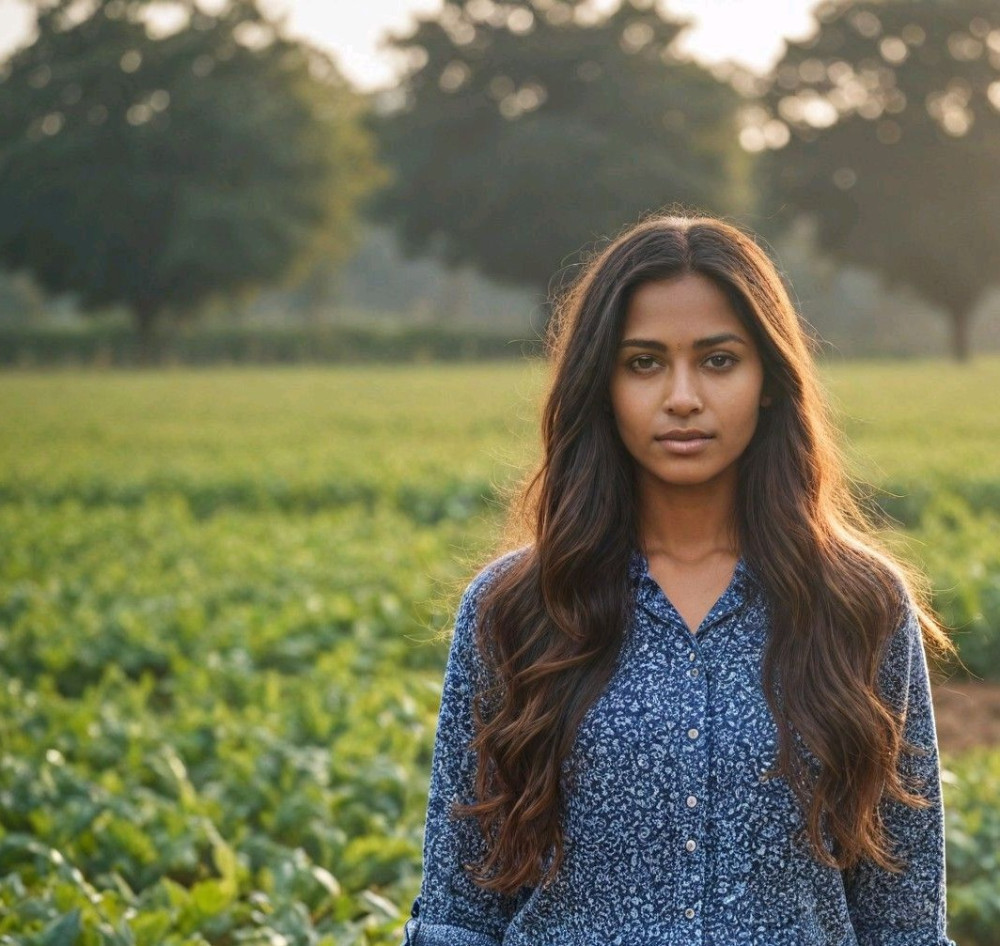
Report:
0,359,998,944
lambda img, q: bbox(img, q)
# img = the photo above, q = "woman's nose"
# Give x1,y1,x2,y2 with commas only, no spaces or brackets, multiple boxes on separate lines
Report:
664,368,702,415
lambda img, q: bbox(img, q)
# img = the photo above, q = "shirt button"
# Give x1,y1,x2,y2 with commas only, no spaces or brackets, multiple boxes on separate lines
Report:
686,795,697,807
688,651,696,661
689,667,699,678
685,839,697,852
684,908,696,919
687,728,699,740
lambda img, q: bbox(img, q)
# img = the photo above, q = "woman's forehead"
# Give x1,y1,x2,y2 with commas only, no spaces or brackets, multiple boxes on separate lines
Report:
621,274,747,344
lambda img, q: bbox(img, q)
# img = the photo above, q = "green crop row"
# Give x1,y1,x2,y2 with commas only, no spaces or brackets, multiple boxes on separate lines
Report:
0,474,503,526
2,468,1000,531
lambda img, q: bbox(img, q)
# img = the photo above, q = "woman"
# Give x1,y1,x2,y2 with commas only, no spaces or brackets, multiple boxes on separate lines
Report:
402,214,956,945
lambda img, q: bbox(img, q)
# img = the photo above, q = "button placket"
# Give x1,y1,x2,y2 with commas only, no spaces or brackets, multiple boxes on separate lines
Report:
677,640,707,939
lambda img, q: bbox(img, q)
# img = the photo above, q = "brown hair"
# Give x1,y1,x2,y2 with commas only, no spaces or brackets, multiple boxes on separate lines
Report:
453,213,954,894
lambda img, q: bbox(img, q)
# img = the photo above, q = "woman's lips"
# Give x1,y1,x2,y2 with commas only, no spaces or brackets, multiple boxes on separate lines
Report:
655,433,714,455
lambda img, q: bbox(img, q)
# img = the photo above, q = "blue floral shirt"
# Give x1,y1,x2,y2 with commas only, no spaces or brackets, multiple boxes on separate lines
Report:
403,548,954,946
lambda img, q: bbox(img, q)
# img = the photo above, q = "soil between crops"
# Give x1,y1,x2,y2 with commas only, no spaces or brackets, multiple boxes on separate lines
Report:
931,680,1000,754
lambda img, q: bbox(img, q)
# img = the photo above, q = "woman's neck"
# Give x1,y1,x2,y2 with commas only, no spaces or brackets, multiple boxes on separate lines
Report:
635,473,739,564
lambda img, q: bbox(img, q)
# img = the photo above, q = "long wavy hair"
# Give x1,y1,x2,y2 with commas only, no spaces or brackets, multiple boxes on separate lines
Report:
453,213,954,895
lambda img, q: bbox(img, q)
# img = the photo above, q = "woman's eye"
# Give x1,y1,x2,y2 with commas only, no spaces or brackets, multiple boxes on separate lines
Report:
630,355,657,371
706,353,736,369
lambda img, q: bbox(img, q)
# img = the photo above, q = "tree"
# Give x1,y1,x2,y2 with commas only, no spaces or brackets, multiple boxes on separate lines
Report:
751,0,1000,360
373,0,751,298
0,0,383,355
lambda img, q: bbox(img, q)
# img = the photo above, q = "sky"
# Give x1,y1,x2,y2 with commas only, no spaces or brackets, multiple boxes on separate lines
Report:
0,0,821,89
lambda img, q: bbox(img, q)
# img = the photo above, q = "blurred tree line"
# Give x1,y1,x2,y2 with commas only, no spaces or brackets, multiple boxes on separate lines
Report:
0,0,383,358
2,0,1000,359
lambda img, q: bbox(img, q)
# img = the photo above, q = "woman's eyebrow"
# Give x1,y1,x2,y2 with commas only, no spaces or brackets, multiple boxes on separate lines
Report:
619,338,667,351
693,332,748,349
618,333,748,351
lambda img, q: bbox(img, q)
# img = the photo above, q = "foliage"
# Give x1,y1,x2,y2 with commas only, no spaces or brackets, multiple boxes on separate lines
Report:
0,503,471,942
754,0,1000,360
373,0,750,293
894,496,1000,682
942,749,1000,946
0,361,997,941
0,0,382,348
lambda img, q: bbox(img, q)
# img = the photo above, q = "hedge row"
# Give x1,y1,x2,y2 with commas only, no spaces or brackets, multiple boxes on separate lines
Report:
0,324,545,366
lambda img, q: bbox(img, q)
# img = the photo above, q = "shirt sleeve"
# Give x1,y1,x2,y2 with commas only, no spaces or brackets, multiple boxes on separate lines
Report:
402,554,530,946
842,601,956,946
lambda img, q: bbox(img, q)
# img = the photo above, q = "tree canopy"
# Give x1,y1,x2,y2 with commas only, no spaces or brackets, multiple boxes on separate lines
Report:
753,0,1000,360
0,0,383,348
373,0,751,296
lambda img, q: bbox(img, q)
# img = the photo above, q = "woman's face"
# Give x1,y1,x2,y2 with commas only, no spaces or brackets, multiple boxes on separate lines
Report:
609,273,770,497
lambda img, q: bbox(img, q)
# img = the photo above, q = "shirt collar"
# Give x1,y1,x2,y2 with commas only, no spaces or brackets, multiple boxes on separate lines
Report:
628,547,763,607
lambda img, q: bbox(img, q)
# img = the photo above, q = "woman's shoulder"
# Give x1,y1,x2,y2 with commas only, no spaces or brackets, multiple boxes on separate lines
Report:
451,546,532,647
460,544,534,606
448,546,533,680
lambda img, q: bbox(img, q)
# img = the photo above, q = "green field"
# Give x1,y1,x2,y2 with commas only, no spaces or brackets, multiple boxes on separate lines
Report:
0,360,998,944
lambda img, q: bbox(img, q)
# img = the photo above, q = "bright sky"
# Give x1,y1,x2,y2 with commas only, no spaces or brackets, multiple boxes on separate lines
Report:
0,0,820,89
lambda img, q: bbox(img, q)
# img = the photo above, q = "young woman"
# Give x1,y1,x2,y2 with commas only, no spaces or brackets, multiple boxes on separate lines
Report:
402,215,956,945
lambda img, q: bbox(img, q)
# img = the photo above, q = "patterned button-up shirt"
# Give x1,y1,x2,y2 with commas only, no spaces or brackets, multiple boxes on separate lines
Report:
403,548,954,946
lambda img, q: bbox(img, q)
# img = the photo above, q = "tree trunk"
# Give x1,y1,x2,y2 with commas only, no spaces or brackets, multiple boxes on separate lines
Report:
950,306,972,362
134,299,161,367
